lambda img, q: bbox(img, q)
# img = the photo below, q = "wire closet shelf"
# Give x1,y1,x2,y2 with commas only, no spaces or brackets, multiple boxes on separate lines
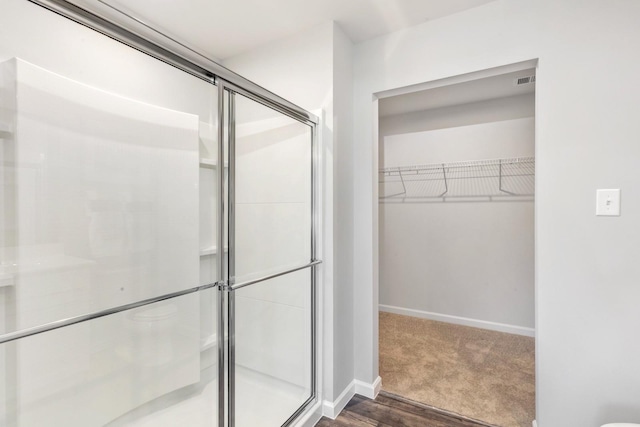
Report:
379,156,535,202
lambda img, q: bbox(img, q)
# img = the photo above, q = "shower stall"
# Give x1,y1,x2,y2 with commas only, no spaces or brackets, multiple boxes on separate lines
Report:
0,1,320,426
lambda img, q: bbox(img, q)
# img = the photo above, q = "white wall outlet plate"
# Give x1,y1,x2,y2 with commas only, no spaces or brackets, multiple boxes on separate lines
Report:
596,189,621,216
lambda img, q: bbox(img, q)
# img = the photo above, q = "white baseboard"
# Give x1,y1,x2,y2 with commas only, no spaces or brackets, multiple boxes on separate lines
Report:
532,420,538,427
379,305,535,337
321,376,382,419
354,376,382,399
322,381,356,419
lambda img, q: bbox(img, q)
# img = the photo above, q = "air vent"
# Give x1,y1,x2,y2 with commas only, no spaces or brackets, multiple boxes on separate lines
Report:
515,75,536,86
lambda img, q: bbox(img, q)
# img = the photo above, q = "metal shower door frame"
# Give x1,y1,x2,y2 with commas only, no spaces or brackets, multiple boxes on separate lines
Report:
1,2,322,427
218,79,320,427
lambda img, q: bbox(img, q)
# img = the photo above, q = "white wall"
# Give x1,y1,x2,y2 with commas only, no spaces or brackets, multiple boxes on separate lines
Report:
223,21,356,409
331,23,355,405
380,93,534,138
382,117,534,166
379,115,535,333
353,1,640,426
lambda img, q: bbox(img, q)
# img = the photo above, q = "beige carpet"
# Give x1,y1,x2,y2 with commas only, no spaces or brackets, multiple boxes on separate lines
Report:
379,312,535,427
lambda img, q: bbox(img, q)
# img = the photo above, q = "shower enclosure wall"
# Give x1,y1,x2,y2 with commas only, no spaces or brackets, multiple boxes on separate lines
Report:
0,1,320,426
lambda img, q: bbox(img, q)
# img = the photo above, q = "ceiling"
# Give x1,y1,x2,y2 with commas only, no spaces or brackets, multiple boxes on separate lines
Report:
379,69,537,117
88,0,496,60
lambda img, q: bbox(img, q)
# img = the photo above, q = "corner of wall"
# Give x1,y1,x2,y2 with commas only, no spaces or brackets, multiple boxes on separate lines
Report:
322,375,381,421
322,380,355,419
354,376,382,399
331,19,357,398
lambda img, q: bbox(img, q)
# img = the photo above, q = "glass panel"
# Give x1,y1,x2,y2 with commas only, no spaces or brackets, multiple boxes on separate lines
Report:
234,269,312,427
1,4,220,427
0,292,218,427
0,57,218,334
232,93,312,284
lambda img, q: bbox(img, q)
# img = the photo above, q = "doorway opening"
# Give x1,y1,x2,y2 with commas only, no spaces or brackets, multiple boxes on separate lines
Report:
377,67,536,427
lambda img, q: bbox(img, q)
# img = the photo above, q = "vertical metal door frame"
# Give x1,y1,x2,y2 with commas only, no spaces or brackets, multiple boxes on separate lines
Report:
216,81,227,427
227,88,237,427
215,82,237,427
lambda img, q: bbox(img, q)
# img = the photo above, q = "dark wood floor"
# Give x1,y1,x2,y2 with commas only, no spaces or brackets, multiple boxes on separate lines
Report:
316,392,494,427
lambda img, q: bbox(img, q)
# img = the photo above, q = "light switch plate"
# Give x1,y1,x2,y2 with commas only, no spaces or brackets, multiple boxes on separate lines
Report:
596,189,621,216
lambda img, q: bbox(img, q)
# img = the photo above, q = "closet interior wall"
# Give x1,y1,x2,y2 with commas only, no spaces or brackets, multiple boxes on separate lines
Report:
378,86,535,334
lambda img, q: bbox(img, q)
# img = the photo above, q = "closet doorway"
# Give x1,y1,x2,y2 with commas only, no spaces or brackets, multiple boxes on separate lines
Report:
377,68,536,427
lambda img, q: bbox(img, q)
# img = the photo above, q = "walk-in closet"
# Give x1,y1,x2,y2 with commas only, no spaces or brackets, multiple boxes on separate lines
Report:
378,69,536,427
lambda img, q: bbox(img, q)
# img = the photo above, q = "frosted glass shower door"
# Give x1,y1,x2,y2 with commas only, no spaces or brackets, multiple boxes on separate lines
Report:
0,56,220,426
228,91,315,427
1,2,320,427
